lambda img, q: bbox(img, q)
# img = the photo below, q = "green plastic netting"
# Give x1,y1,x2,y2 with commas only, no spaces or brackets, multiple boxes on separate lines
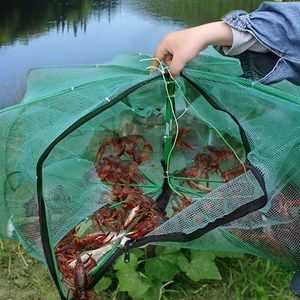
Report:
1,51,299,299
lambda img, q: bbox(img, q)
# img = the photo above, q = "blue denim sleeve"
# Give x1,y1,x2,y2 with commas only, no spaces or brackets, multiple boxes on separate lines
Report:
222,2,300,85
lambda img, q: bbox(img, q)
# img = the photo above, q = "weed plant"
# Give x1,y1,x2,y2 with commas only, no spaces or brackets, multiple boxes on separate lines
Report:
0,240,295,300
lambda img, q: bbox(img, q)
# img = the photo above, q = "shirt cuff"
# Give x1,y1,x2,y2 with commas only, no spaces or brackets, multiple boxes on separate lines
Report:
222,27,269,56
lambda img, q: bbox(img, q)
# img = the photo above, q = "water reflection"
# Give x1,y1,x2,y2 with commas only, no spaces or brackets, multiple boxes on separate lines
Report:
0,0,272,107
129,0,263,27
0,0,119,46
0,0,264,47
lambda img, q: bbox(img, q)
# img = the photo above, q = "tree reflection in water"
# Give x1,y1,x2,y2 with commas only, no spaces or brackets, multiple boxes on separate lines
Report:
128,0,262,27
0,0,268,108
0,0,266,47
0,0,119,46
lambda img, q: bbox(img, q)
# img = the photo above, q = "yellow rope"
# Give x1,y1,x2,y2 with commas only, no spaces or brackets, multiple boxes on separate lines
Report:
140,57,247,190
166,67,246,172
143,59,182,196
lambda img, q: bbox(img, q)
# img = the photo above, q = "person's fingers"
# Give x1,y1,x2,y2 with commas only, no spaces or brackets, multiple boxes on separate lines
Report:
151,44,170,73
169,54,186,77
164,53,173,67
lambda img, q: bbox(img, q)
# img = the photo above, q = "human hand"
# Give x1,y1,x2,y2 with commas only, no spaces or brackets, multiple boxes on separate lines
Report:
151,21,233,77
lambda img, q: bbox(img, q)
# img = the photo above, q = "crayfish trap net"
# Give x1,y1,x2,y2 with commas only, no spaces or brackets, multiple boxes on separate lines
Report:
0,52,299,299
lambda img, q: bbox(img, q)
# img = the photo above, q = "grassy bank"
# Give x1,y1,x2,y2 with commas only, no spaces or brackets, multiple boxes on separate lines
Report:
0,240,296,300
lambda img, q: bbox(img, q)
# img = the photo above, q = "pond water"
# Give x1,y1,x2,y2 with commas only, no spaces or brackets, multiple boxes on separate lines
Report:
0,0,263,108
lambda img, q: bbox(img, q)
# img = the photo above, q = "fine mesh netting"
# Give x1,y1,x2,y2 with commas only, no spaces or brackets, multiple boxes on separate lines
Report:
0,52,299,299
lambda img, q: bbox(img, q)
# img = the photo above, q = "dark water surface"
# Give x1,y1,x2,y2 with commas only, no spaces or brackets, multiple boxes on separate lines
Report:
0,0,263,108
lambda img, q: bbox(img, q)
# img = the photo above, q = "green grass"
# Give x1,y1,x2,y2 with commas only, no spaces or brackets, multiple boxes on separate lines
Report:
0,240,296,300
0,240,58,300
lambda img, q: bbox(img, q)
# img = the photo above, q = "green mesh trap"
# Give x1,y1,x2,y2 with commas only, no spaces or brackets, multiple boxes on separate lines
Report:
0,51,300,299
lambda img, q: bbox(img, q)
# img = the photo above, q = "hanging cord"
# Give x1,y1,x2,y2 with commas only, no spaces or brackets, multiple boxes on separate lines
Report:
141,58,183,197
165,67,246,172
140,57,247,196
143,58,246,171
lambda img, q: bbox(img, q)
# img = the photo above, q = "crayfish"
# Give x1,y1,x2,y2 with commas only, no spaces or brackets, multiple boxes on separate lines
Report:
175,128,195,151
222,163,248,182
73,256,95,300
172,197,193,213
179,144,246,192
95,156,145,184
55,238,97,299
180,153,214,192
96,134,153,164
93,185,164,237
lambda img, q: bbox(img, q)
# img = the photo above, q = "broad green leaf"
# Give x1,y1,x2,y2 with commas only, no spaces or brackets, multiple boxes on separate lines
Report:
166,251,186,262
117,269,151,298
155,246,181,256
94,276,112,291
213,251,244,258
131,248,145,259
113,253,138,271
190,250,215,261
155,246,186,265
141,281,162,300
144,257,180,282
178,251,221,282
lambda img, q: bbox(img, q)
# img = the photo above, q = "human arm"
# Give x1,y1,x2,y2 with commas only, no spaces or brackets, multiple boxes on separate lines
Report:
152,21,233,77
152,2,300,84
